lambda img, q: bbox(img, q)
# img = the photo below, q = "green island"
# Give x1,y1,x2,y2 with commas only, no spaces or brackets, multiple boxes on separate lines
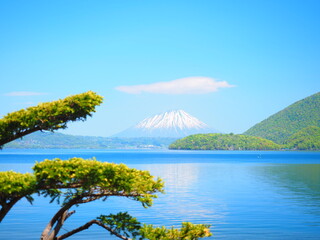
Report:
169,133,281,150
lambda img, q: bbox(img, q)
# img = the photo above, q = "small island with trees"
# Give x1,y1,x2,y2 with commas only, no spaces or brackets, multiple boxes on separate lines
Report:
169,133,281,150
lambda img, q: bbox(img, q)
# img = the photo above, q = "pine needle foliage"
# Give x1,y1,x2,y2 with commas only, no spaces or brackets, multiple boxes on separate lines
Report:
97,212,212,240
0,91,103,147
0,171,36,204
33,157,164,207
139,222,212,240
0,171,37,222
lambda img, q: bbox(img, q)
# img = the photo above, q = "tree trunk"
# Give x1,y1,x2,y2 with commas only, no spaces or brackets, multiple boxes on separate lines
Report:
41,199,76,240
0,197,22,222
0,127,41,147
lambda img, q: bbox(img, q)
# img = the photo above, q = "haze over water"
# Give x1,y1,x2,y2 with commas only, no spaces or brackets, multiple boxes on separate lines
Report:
0,149,319,240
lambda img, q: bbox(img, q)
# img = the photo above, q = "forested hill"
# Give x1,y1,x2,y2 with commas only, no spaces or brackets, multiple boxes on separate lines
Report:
169,133,281,150
244,92,320,144
284,126,320,150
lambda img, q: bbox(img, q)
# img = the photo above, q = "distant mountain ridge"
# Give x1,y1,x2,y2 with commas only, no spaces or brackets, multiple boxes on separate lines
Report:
244,92,320,144
114,110,218,138
4,132,177,149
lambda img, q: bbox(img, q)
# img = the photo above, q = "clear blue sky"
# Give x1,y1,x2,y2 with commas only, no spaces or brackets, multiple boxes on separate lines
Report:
1,0,319,137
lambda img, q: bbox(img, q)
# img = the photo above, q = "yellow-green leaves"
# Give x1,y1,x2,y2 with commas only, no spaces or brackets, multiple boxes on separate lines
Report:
96,212,212,240
0,91,103,147
139,222,212,240
1,157,164,207
0,171,36,197
33,158,164,206
97,212,142,239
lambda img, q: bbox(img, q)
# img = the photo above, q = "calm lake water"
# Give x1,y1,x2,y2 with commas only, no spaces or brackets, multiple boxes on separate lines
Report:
0,149,320,240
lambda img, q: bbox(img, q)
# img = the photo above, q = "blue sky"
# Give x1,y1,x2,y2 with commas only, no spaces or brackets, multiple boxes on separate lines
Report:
1,0,319,137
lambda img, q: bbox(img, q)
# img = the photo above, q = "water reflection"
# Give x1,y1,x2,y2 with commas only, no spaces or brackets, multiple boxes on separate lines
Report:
138,163,227,226
1,151,320,240
257,164,320,193
253,164,320,216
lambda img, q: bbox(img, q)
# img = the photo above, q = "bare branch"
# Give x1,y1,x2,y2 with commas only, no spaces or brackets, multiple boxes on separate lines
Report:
57,219,132,240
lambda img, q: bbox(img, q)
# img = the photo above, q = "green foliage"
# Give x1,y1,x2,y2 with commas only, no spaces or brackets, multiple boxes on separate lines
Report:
284,126,320,150
33,158,164,207
98,212,212,240
140,222,212,240
0,171,36,204
244,92,320,144
169,133,281,150
0,91,103,147
98,212,142,239
0,91,103,223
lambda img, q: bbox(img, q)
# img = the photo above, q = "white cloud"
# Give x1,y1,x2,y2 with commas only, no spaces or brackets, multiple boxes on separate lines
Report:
116,77,235,94
4,91,48,96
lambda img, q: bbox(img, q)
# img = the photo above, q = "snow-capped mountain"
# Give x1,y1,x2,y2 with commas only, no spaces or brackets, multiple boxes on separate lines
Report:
114,110,218,138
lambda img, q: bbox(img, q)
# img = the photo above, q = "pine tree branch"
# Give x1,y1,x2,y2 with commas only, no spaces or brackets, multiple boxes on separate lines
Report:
56,219,132,240
0,197,22,222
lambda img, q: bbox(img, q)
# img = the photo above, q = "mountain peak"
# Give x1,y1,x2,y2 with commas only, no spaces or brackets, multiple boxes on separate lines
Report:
114,110,218,138
135,109,210,130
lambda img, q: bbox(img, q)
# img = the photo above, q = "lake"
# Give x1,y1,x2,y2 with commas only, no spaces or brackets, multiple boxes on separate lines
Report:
0,149,320,239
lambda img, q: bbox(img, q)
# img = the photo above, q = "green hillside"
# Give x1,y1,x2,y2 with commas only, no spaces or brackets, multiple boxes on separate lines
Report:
244,92,320,144
284,126,320,150
169,133,281,150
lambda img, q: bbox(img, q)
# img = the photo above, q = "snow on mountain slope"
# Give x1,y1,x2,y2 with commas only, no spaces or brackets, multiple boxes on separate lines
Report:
136,110,209,129
114,110,218,138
